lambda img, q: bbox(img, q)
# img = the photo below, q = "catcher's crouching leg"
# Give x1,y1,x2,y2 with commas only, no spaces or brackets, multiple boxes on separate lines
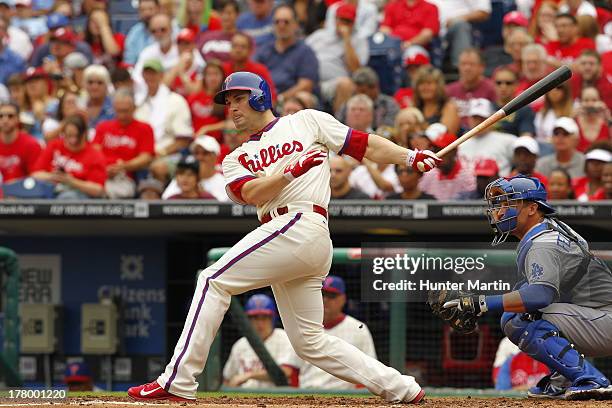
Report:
514,319,610,399
500,312,526,344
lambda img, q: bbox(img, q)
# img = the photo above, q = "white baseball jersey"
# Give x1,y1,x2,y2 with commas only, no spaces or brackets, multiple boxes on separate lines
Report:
288,314,377,389
223,109,369,219
222,328,299,388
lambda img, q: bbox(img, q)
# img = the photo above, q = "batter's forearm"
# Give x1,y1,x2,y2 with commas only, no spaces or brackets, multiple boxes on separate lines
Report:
363,134,409,165
242,174,291,206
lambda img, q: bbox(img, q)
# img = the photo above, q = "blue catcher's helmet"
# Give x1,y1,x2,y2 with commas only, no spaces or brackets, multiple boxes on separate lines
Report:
245,294,276,318
484,175,555,246
214,72,273,112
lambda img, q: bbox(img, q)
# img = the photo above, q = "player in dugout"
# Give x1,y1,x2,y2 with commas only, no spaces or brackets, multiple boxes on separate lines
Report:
429,175,612,400
128,72,440,403
223,294,299,388
289,275,377,389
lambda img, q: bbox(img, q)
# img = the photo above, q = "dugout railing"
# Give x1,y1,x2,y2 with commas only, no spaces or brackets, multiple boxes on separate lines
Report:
0,247,22,386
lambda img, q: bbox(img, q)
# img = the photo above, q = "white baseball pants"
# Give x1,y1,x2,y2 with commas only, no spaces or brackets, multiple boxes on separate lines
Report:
157,210,422,402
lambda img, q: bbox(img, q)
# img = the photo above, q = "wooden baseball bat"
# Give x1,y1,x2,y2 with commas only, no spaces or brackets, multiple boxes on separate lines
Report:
437,65,572,158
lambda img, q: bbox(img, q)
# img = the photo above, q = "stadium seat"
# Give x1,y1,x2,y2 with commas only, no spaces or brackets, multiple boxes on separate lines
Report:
109,0,138,15
367,32,403,96
112,15,140,35
1,178,55,199
441,324,497,387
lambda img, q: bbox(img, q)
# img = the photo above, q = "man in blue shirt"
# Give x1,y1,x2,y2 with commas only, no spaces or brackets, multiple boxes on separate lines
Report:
236,0,274,47
254,5,318,102
0,18,25,84
124,0,160,65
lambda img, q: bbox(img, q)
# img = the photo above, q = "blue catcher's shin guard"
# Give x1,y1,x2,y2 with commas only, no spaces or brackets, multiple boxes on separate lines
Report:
517,319,609,388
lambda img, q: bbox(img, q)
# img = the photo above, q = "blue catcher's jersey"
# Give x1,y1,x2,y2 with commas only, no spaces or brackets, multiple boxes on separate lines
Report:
516,218,612,309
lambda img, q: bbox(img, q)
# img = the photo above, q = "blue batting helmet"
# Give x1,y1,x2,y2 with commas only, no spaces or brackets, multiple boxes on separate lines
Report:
214,72,273,112
485,175,555,245
245,294,276,317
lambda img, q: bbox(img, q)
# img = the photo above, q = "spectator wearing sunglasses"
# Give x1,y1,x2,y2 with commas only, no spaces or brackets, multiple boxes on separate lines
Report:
536,117,585,179
492,67,535,137
83,64,114,131
133,13,179,89
0,102,41,183
254,5,318,103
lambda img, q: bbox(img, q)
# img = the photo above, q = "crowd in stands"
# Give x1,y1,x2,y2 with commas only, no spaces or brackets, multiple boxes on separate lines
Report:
0,0,610,201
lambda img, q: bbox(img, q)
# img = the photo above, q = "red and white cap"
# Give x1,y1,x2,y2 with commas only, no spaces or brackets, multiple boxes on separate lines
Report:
503,11,528,27
474,158,499,177
403,45,430,67
425,123,457,149
177,28,196,43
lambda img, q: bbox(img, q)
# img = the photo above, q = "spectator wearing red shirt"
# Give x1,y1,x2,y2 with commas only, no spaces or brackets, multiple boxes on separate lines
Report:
509,136,548,187
603,162,612,200
571,50,612,110
32,114,106,199
93,89,155,198
575,86,611,153
572,144,611,201
380,0,440,50
165,28,206,97
189,60,227,142
85,8,125,67
418,129,476,199
178,0,222,35
197,0,239,63
546,13,595,66
0,102,41,183
166,155,215,199
446,48,497,130
528,1,559,46
223,32,277,101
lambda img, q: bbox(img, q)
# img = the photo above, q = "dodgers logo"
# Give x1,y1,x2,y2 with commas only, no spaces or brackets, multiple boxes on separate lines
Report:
530,263,543,281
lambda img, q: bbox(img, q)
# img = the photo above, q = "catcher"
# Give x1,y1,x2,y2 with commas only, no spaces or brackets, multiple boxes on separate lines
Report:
428,175,612,400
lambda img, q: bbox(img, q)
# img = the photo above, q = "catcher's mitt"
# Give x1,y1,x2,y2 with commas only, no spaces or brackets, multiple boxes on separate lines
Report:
427,289,480,334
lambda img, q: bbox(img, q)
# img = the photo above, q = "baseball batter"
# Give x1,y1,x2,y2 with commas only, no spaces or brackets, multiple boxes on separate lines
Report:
223,294,299,388
128,72,441,403
429,175,612,400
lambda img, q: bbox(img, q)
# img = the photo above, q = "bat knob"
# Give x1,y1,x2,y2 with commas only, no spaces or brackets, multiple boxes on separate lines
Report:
417,162,426,172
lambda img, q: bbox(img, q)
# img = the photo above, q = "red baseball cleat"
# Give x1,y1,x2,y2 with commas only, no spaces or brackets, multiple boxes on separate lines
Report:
408,389,426,404
128,381,194,402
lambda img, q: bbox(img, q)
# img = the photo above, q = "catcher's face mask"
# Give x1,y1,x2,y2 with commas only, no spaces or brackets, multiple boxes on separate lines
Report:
485,176,556,246
485,178,522,246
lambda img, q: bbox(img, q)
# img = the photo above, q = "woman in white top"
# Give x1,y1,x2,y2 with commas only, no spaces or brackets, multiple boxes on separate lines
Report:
534,79,573,144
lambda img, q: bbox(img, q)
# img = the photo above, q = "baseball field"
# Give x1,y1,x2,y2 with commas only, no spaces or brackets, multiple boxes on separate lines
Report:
2,391,612,407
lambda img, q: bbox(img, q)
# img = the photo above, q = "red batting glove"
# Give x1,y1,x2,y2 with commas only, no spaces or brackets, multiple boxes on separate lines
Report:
283,149,328,181
407,149,442,172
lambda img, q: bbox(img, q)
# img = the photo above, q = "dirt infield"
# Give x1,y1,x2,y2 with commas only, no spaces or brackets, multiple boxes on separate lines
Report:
2,396,612,408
